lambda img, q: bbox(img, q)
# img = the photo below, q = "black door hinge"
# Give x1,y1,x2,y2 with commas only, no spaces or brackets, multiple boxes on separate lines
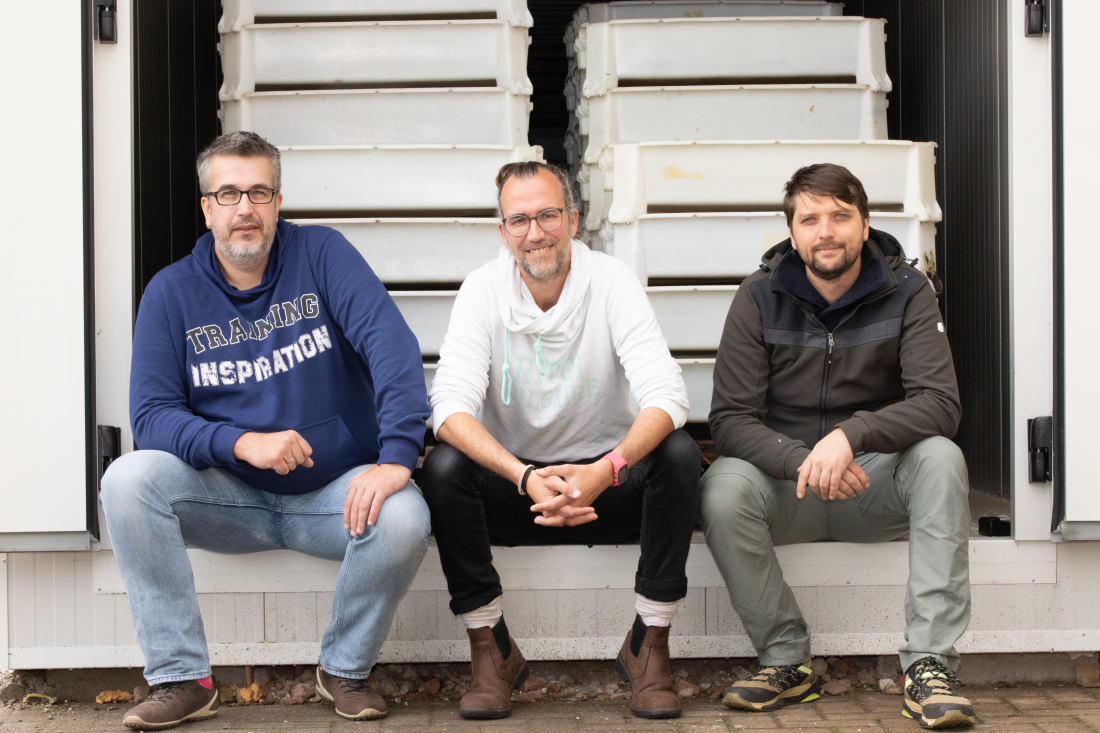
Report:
98,425,121,490
93,0,118,44
1025,0,1047,37
1028,416,1053,482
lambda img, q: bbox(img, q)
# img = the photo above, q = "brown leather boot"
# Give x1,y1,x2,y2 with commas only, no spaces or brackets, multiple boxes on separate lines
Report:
460,617,529,719
615,615,682,719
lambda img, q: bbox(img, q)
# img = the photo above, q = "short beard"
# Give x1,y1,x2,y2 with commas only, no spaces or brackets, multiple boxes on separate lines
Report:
214,215,277,272
804,241,861,281
516,235,570,282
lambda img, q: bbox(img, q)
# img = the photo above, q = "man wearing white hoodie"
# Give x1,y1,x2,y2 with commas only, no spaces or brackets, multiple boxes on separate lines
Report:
420,162,701,721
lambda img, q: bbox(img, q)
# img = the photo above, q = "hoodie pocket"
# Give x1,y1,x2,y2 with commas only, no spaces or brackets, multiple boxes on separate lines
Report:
228,415,370,495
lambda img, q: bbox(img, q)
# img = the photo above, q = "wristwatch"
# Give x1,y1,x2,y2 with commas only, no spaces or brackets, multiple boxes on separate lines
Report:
603,451,629,486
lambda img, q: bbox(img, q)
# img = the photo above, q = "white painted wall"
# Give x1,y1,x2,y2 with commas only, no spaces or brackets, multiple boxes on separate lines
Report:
1061,0,1100,524
0,2,88,533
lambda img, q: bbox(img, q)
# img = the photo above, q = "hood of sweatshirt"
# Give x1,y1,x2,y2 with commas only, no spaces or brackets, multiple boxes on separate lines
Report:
191,218,293,300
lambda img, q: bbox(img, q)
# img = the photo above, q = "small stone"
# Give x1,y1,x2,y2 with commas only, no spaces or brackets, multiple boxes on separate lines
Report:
820,673,832,683
822,679,852,696
236,683,263,705
675,669,689,679
376,678,398,697
699,682,712,690
857,669,878,685
280,696,304,705
309,694,321,703
425,678,441,695
133,685,150,703
674,680,700,697
523,677,547,693
678,687,694,698
730,666,752,682
878,678,902,695
290,683,314,699
709,689,724,701
549,683,561,693
217,684,237,704
397,681,412,696
95,690,133,704
811,658,828,676
253,667,271,686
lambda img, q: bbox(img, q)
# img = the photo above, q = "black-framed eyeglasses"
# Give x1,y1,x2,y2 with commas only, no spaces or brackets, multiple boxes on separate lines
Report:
502,207,567,237
204,188,278,206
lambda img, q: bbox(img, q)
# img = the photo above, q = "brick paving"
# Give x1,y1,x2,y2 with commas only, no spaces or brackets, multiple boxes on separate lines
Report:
3,684,1100,732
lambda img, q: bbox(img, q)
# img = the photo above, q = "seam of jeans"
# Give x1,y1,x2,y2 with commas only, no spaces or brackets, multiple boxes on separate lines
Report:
144,671,213,686
166,496,268,509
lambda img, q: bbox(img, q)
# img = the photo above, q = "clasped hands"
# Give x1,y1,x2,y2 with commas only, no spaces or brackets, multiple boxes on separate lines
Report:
524,459,614,528
796,428,871,500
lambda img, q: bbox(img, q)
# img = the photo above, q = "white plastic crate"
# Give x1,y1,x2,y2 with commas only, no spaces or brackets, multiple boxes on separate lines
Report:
391,292,456,356
606,212,937,282
278,145,543,214
220,20,533,101
647,285,737,351
579,84,888,163
679,357,716,423
606,141,941,225
564,1,844,62
220,0,534,29
222,88,531,147
575,17,890,97
291,218,503,284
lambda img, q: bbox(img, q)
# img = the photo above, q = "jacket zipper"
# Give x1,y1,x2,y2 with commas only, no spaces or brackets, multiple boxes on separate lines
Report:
820,332,834,439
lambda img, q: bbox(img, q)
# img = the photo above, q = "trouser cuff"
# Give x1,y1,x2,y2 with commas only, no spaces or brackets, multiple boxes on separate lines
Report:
757,643,813,668
900,652,958,675
450,585,505,616
635,575,687,603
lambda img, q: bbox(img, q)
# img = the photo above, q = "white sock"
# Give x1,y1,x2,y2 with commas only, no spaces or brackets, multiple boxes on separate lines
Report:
635,593,678,628
461,596,503,630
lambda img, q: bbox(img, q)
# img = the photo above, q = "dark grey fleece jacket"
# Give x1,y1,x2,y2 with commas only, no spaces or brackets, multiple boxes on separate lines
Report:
709,228,961,481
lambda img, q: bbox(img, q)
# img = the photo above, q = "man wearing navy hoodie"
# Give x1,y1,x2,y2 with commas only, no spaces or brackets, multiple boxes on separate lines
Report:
101,132,431,730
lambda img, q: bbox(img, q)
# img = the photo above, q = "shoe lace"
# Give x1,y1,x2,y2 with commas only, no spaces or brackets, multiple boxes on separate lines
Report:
336,677,370,694
147,681,188,702
748,664,809,690
911,658,962,696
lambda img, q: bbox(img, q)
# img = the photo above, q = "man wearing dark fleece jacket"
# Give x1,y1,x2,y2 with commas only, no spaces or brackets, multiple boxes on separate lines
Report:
101,132,430,729
700,164,974,731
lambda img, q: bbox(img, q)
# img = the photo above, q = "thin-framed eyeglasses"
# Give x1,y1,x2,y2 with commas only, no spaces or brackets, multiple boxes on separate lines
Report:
502,207,566,237
204,188,279,206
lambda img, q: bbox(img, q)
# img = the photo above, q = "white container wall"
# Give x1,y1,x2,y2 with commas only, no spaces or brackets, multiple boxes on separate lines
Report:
647,286,737,351
292,219,503,284
222,88,531,147
576,17,891,97
220,0,535,28
606,140,942,225
391,292,457,356
220,20,534,100
278,145,542,213
607,212,937,282
579,84,888,163
679,358,716,423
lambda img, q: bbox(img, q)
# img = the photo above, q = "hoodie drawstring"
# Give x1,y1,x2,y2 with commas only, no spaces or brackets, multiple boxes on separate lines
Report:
533,333,548,375
500,333,513,406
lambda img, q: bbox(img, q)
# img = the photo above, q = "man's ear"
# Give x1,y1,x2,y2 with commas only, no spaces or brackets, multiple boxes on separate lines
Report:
862,215,870,242
199,195,212,229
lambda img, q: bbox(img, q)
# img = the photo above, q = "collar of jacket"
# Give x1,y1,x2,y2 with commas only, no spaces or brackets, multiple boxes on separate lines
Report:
760,227,905,308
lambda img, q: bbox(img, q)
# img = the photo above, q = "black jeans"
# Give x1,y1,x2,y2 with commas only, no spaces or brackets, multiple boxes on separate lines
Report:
419,429,702,615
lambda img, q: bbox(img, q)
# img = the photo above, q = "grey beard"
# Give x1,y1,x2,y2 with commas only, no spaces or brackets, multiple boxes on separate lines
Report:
517,239,570,282
216,233,274,272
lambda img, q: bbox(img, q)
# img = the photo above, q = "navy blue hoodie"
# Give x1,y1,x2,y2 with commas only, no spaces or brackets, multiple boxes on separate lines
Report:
130,218,429,494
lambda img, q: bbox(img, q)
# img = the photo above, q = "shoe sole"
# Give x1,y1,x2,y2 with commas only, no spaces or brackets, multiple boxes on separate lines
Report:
903,696,976,729
460,663,529,719
123,688,219,731
614,655,683,719
722,679,821,712
315,668,386,720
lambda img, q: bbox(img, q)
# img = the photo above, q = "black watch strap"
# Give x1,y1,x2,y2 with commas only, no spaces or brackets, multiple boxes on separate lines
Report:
519,465,536,496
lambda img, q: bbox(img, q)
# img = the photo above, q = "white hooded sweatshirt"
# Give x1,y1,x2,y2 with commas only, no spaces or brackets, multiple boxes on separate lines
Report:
430,240,690,462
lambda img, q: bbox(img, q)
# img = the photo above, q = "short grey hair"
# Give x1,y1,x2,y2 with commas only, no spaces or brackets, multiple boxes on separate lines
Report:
495,161,576,217
196,131,281,194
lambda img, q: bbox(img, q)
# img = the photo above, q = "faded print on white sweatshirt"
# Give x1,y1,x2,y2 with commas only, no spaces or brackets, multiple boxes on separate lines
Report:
429,241,689,463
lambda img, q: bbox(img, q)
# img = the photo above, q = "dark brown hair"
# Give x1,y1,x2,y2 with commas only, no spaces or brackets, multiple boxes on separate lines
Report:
495,161,576,217
782,163,869,227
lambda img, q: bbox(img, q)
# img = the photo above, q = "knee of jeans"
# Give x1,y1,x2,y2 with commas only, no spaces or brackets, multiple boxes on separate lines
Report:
356,484,431,557
418,443,474,503
100,450,182,519
699,461,768,528
906,436,969,494
654,429,703,475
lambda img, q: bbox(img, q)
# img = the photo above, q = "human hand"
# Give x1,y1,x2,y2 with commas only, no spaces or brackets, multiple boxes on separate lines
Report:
233,431,314,475
797,429,868,500
525,467,597,528
529,461,613,526
343,463,413,535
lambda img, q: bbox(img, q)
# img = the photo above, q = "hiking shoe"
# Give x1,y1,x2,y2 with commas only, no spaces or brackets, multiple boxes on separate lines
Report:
316,667,387,720
122,678,219,730
722,664,820,711
902,657,975,729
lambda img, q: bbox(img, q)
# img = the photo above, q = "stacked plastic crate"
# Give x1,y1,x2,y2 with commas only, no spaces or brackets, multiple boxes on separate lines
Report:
566,1,942,422
217,0,543,401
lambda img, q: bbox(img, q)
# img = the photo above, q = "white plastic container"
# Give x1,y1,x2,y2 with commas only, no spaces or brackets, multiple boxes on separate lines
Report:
291,218,503,283
606,212,937,282
220,0,534,29
678,357,716,423
579,84,888,163
575,17,891,97
222,88,531,147
390,292,456,356
647,285,737,351
278,144,543,214
606,141,941,225
220,20,533,100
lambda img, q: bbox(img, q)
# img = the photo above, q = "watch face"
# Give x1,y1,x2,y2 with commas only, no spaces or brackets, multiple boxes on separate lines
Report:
616,464,629,484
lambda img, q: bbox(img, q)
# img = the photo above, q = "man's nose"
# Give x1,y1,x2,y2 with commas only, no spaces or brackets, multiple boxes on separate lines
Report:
234,194,257,216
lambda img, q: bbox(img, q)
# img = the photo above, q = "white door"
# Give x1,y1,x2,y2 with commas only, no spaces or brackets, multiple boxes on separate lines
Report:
0,1,91,547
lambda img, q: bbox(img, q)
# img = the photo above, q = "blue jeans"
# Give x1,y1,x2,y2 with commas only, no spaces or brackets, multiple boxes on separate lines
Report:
101,450,431,685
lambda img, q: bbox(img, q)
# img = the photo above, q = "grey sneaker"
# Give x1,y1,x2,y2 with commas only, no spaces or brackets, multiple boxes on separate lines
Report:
122,678,219,730
316,666,387,720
